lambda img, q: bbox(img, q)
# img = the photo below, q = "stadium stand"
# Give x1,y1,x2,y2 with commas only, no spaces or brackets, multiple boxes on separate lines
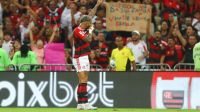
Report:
0,0,199,71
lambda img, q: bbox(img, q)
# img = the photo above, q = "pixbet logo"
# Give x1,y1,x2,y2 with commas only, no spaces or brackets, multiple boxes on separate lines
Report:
0,72,113,107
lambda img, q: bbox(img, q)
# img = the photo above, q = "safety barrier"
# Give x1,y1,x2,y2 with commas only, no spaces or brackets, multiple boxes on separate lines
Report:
173,63,195,71
1,63,196,71
0,64,17,71
18,64,103,71
107,63,172,71
136,63,172,71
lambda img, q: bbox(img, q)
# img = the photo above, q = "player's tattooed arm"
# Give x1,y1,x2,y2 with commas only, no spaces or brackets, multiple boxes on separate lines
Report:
83,34,92,43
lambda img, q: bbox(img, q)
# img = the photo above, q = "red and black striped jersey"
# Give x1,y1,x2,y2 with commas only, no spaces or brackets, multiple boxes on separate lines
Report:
72,26,91,58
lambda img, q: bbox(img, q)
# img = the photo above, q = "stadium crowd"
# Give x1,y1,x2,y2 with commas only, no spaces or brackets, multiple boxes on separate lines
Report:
0,0,200,71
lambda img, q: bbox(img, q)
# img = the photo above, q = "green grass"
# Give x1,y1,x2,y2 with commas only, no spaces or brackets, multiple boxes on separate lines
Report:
0,108,199,112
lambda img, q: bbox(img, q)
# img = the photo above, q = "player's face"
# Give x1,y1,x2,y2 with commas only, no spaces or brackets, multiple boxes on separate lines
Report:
86,21,92,29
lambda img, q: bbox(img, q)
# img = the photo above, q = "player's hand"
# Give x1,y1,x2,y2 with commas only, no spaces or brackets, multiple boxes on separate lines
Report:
89,25,94,34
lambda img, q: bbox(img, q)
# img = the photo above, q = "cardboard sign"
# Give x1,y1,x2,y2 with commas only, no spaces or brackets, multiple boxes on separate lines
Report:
106,3,152,33
44,43,66,71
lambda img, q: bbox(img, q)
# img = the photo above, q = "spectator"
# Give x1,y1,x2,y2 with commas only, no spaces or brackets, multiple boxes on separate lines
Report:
89,50,99,71
110,36,136,71
4,17,17,37
13,39,22,52
183,25,196,39
29,24,44,64
2,31,13,54
160,37,183,69
160,20,170,41
0,39,11,71
45,25,60,43
27,22,44,42
162,0,180,20
183,35,198,63
12,44,37,71
93,18,107,40
89,50,98,65
126,37,132,44
79,5,88,16
92,6,106,28
180,17,192,34
192,11,200,37
9,39,21,59
61,1,81,38
148,30,168,64
172,26,185,62
44,0,63,26
78,0,88,6
19,16,30,44
127,30,148,67
169,27,183,45
92,32,109,68
8,3,21,30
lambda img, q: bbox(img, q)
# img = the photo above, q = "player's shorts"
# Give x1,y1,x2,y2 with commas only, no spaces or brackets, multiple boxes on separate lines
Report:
72,55,90,72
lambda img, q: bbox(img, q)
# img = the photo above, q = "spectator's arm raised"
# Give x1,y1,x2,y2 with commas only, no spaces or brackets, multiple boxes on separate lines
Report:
48,25,59,44
88,0,104,17
176,27,187,47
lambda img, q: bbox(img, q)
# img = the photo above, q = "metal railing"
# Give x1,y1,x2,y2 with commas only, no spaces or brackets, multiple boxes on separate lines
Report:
90,64,103,71
1,63,196,71
173,63,195,71
0,64,17,71
136,63,172,71
18,64,73,71
106,63,172,71
18,64,103,71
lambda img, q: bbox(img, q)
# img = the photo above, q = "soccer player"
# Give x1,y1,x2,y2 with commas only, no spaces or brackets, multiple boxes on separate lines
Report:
193,41,200,71
71,0,103,110
111,36,136,71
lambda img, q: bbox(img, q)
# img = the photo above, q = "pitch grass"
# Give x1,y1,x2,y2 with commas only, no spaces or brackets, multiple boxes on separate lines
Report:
0,108,199,112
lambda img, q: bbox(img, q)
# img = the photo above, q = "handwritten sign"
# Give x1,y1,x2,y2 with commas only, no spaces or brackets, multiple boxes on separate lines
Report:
106,3,152,33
